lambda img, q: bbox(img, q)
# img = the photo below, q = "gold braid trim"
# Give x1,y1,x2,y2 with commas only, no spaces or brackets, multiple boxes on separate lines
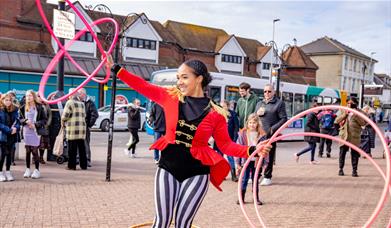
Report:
167,86,184,102
210,101,228,121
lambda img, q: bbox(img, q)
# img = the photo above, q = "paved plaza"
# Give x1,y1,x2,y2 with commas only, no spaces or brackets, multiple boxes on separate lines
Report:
0,129,390,227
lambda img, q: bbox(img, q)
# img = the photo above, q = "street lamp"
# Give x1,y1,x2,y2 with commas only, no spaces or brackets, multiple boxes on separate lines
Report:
270,18,280,84
360,52,376,108
87,4,145,181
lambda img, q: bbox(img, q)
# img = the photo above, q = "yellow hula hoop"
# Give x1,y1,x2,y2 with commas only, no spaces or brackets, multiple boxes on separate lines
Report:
130,222,200,228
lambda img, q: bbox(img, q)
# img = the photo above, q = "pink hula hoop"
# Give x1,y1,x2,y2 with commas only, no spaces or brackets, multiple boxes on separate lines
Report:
35,0,119,104
238,105,391,227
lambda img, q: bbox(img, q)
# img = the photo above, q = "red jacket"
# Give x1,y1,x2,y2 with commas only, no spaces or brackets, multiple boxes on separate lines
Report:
117,68,250,191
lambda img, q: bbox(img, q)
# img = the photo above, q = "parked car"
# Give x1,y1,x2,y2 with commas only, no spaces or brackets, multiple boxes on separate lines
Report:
92,104,146,132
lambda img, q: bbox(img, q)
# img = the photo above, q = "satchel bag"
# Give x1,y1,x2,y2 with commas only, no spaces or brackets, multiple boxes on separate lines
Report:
53,127,64,156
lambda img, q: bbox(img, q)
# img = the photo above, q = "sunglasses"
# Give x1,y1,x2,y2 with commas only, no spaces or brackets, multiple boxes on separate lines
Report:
264,90,272,93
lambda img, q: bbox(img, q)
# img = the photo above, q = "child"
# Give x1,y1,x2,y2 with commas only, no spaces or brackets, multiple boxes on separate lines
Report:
0,94,20,181
19,90,47,179
236,113,268,205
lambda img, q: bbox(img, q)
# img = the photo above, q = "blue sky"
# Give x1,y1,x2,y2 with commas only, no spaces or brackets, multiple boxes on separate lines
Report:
50,0,391,75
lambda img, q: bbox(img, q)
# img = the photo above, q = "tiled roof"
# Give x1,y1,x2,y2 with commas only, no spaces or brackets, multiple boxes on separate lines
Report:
215,35,232,52
301,36,376,61
163,20,228,52
282,46,318,70
0,50,166,80
257,46,271,60
236,37,264,62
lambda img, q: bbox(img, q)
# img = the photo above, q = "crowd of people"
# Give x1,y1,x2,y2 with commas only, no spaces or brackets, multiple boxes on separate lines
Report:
0,88,98,181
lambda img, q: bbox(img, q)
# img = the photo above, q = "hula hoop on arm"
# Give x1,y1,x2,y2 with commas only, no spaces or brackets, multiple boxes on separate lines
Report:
238,105,391,228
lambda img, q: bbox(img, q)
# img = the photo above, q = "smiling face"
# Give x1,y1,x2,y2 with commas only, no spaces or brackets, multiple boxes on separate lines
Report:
247,119,258,131
176,64,203,96
239,88,249,98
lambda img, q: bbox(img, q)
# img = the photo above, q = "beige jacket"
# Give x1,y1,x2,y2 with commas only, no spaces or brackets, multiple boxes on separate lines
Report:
334,109,366,146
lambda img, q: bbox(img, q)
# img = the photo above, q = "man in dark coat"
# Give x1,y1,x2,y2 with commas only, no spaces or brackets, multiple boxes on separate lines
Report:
149,102,166,163
125,99,141,158
255,84,287,186
79,88,99,167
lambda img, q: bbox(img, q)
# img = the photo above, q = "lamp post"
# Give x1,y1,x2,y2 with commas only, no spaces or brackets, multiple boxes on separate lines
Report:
87,4,145,181
270,18,280,84
57,0,66,92
275,44,291,98
360,52,376,108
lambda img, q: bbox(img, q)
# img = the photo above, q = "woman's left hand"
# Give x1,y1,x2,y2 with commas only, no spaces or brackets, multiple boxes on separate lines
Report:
256,140,272,157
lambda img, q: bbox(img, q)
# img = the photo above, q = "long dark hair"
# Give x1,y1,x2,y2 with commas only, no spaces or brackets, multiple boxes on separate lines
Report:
183,59,212,90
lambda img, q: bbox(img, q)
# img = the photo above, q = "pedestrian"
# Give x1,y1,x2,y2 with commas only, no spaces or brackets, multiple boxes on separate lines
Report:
79,88,99,167
360,105,376,157
37,95,51,164
61,89,87,170
149,101,166,163
213,100,240,182
6,91,20,166
235,82,259,129
317,107,337,158
0,93,20,182
236,113,267,205
255,84,287,186
125,99,141,158
294,101,320,164
19,90,47,179
46,91,65,162
335,97,366,177
106,55,271,228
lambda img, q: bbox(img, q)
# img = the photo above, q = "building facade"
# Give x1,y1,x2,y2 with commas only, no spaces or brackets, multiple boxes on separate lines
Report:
301,36,377,97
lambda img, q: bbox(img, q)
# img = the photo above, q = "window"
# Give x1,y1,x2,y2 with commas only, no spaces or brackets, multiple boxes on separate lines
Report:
323,97,332,104
221,54,242,64
344,56,348,70
262,63,270,70
351,79,355,92
126,37,157,50
282,92,293,117
225,86,240,102
207,86,221,104
252,89,264,100
353,59,357,72
342,77,347,90
293,93,305,115
75,30,93,42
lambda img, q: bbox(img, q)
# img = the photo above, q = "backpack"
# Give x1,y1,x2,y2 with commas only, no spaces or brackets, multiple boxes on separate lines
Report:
321,113,334,129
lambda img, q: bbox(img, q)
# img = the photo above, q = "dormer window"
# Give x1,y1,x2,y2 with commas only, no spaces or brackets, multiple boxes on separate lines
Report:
126,37,156,50
221,54,242,64
75,30,93,42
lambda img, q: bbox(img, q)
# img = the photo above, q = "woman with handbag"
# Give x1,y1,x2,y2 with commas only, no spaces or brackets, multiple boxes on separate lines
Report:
0,93,20,182
37,95,52,164
19,90,47,179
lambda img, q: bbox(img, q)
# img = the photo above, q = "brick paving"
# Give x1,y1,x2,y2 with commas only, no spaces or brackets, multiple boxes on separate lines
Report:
0,131,390,227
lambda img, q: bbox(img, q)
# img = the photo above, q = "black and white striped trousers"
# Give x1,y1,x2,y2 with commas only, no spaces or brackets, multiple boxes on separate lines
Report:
152,168,209,228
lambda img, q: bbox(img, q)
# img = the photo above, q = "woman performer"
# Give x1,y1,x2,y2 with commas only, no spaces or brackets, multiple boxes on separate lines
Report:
106,55,271,228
